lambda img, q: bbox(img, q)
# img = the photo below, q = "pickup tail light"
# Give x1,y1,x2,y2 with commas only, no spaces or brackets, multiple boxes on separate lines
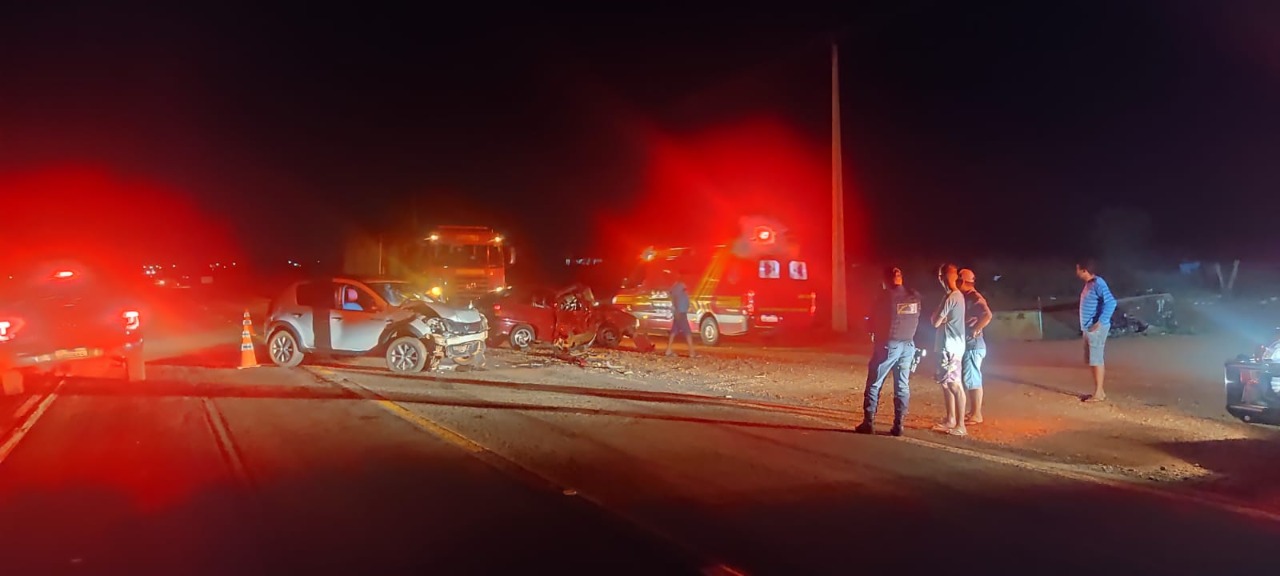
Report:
492,303,502,315
123,310,141,331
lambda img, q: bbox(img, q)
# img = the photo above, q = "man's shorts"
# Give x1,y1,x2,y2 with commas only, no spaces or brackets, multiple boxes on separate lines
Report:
671,312,692,337
936,349,962,386
1083,327,1108,367
962,347,986,390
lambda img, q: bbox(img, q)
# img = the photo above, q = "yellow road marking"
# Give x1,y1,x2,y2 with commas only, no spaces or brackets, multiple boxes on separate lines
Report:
374,399,484,454
305,366,751,575
10,394,40,421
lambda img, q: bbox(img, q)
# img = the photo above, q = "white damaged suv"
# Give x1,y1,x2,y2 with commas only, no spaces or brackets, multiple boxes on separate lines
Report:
264,277,489,373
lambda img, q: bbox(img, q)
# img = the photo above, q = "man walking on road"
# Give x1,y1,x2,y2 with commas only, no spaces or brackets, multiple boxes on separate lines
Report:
1077,259,1117,402
856,266,922,437
959,269,993,424
665,271,697,358
932,263,967,436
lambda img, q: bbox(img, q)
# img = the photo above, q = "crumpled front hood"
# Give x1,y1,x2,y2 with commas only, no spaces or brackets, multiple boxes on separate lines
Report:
420,301,486,325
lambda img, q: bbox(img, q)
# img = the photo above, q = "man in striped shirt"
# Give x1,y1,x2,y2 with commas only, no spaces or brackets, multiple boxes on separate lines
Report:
1076,259,1117,402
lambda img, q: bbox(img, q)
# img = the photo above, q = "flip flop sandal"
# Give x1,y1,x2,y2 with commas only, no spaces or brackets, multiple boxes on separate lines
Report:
1082,395,1106,403
947,427,968,437
931,423,952,433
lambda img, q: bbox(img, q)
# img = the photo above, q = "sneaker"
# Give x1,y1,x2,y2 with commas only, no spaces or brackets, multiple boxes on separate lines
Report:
889,425,903,437
854,422,874,435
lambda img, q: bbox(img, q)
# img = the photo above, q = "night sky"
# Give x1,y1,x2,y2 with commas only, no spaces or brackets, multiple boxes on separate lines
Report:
3,2,1279,272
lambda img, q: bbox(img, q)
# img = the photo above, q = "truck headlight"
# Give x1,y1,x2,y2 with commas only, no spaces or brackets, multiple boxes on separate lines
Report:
430,286,443,297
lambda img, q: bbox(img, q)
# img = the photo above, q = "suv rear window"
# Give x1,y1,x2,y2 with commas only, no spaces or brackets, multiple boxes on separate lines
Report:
296,281,338,309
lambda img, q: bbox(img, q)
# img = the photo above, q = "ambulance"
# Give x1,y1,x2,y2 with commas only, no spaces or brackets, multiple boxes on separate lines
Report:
610,218,817,345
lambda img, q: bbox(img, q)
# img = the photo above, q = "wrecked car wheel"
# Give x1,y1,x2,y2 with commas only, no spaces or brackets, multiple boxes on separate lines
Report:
269,329,305,368
597,324,621,349
387,336,428,373
509,324,536,350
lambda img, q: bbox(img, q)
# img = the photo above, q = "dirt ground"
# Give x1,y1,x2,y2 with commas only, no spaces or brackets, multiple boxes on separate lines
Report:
473,325,1280,511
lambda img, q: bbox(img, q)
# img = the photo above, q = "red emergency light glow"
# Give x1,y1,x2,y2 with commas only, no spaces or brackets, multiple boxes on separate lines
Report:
595,117,866,292
1,164,241,269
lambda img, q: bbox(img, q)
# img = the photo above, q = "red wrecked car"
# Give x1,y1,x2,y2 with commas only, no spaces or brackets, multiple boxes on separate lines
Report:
486,284,654,353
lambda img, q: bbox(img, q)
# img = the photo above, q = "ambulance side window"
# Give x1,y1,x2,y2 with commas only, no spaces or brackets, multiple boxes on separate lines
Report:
758,260,781,279
789,261,808,280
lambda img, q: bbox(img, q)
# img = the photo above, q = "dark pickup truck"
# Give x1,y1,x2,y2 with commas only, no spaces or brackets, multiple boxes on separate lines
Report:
1225,337,1280,425
1,266,145,391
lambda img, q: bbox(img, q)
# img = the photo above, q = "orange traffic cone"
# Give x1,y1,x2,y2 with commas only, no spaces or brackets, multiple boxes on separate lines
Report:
238,310,259,369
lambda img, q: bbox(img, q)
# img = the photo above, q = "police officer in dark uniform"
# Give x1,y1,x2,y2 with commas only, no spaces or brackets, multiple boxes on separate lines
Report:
856,266,922,436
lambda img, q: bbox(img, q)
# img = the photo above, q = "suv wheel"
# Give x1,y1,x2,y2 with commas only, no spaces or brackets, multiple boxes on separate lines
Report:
387,336,428,373
269,329,305,368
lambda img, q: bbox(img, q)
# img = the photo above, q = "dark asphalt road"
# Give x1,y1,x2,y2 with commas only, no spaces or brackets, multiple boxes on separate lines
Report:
0,368,703,575
2,355,1278,575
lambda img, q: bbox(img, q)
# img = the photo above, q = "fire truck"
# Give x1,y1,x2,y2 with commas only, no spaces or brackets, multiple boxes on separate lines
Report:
413,226,514,304
610,218,817,345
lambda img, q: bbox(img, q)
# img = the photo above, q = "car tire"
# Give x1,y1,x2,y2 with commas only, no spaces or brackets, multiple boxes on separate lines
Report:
125,346,146,382
509,324,536,351
269,329,305,368
386,336,429,373
699,316,720,346
597,324,622,349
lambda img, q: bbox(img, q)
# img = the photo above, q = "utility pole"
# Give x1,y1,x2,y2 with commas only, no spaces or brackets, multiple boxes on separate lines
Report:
831,42,848,333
